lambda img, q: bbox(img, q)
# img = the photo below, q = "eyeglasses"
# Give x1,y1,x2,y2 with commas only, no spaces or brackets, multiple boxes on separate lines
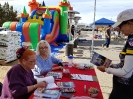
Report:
39,46,48,50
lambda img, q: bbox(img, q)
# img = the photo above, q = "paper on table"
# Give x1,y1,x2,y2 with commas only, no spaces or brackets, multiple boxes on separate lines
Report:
37,76,54,83
36,76,58,89
71,74,93,81
79,74,93,81
47,83,58,89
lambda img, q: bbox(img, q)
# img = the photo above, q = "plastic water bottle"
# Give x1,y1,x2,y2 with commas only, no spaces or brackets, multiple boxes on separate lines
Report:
68,55,73,67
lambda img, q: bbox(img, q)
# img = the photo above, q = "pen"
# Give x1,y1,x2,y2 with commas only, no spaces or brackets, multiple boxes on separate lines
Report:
78,74,82,80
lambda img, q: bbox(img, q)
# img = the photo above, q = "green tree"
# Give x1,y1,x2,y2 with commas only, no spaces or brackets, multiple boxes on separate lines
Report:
0,4,4,26
0,2,19,26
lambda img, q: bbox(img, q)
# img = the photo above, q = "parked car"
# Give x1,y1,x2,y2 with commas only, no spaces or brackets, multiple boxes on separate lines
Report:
86,26,93,31
83,26,97,31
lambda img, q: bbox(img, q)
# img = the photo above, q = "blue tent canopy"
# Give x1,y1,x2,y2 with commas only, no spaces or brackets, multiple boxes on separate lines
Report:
91,18,115,25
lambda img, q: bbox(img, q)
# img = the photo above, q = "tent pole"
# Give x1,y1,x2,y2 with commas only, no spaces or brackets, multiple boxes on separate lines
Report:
91,0,96,58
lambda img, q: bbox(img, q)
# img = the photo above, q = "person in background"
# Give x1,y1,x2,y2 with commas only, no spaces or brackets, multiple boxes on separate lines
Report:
71,25,75,36
97,9,133,99
118,30,121,37
102,25,112,48
1,47,47,99
32,40,63,78
96,27,99,33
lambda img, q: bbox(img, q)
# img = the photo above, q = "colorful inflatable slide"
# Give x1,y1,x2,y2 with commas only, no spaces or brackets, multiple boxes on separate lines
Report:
2,0,74,49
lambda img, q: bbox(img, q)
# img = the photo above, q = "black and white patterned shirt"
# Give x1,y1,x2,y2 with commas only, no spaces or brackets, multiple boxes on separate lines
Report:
106,33,133,85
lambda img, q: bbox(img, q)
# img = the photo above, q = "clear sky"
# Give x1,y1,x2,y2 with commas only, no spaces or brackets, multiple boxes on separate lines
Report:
0,0,133,25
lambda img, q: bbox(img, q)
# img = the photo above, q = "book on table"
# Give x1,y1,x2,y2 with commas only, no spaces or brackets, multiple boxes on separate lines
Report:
46,72,63,80
34,89,60,99
57,82,75,88
59,88,76,93
90,51,112,67
36,76,58,89
57,82,76,93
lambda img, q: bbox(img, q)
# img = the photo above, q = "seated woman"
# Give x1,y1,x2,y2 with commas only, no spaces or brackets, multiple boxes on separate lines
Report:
32,40,63,78
1,47,47,99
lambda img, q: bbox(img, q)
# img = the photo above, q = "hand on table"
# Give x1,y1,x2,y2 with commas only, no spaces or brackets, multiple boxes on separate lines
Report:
97,66,106,72
57,66,64,70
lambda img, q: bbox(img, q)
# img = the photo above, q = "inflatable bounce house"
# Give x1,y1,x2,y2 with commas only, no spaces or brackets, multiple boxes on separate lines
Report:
2,0,74,49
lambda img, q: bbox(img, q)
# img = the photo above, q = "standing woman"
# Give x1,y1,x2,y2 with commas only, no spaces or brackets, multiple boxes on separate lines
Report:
1,47,47,99
32,40,63,78
97,9,133,99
